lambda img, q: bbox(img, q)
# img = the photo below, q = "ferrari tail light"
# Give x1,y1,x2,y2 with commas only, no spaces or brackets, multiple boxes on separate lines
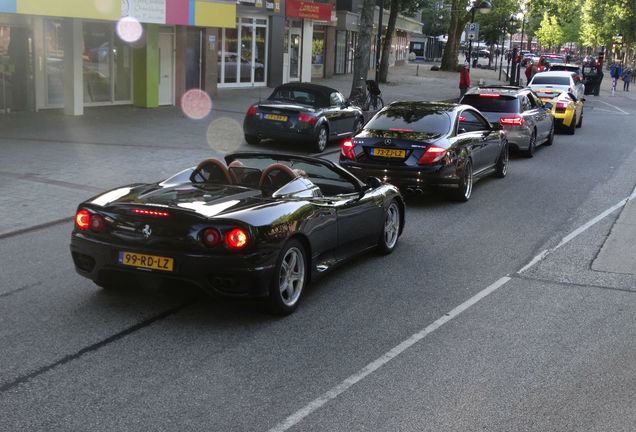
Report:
556,101,568,110
246,106,257,116
418,146,447,164
76,209,90,230
297,113,317,124
202,228,221,247
225,228,248,249
500,116,524,126
89,214,104,232
342,140,356,159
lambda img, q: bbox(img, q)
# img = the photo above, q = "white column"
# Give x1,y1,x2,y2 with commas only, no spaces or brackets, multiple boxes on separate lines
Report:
63,18,83,116
301,19,313,82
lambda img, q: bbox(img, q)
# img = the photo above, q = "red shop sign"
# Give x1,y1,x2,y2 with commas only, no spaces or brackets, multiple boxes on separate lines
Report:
285,0,331,21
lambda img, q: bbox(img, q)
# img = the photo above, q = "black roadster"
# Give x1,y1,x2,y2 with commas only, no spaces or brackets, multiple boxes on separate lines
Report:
70,153,404,314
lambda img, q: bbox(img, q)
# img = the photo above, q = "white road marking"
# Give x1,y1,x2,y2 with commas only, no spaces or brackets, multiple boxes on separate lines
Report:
597,100,629,115
268,191,636,432
267,276,512,432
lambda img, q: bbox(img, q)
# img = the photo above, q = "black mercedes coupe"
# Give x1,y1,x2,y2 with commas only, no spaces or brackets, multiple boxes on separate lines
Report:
243,83,365,153
70,153,404,314
339,101,509,202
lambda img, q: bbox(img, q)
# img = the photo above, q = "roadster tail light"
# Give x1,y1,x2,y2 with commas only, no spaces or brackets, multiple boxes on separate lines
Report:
225,228,248,249
89,214,104,232
500,116,524,126
418,146,447,164
246,106,257,116
202,228,221,247
342,140,356,159
556,101,568,110
76,209,90,230
297,113,317,124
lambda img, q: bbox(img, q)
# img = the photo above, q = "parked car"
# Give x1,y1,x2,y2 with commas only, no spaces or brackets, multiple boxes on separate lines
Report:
70,152,404,315
536,54,566,72
339,101,509,202
533,89,584,134
243,83,365,153
528,71,586,101
460,85,555,157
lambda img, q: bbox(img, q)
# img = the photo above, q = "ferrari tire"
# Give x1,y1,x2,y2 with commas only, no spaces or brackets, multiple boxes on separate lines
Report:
453,160,473,202
314,125,328,153
495,143,509,178
576,109,583,128
523,130,536,158
268,239,307,315
245,134,260,145
544,122,554,146
377,200,401,254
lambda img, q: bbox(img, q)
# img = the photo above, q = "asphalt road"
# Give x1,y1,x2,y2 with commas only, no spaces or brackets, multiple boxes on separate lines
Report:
1,94,635,431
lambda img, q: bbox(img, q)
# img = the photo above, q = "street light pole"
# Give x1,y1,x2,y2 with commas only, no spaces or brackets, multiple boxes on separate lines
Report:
516,14,526,85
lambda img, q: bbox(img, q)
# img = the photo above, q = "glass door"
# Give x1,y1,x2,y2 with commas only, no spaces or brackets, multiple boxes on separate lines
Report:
239,23,253,83
219,17,268,87
289,30,300,81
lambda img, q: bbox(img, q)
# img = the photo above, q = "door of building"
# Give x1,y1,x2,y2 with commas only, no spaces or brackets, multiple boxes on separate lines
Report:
288,28,301,81
218,17,268,87
158,33,174,105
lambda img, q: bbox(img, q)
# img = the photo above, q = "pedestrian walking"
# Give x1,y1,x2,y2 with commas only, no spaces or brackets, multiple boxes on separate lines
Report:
525,61,534,85
611,63,622,95
622,67,632,91
459,61,470,100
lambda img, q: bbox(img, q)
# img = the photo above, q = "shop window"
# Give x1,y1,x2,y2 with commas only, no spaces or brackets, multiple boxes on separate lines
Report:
312,26,325,79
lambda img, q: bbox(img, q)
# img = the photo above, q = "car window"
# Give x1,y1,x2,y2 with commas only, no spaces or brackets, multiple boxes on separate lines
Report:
329,92,344,107
519,95,532,112
526,92,541,107
530,76,572,86
289,161,357,196
461,94,519,113
458,110,488,134
365,106,451,136
269,88,318,106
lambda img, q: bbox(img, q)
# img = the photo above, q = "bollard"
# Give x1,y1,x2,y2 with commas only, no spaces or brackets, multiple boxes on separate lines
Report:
416,65,419,76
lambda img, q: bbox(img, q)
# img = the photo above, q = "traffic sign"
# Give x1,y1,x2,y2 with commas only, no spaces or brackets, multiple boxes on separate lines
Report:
466,22,479,41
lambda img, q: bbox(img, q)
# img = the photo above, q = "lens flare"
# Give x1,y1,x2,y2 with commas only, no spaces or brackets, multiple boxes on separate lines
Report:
116,16,143,43
206,117,244,153
181,89,213,120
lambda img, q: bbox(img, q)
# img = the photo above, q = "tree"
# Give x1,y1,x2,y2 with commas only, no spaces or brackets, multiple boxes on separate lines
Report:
440,0,473,71
473,0,521,66
350,0,376,99
535,11,564,50
421,0,451,36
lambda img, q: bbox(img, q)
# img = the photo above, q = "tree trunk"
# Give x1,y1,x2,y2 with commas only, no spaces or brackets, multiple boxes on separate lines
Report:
440,0,470,71
379,0,399,83
350,0,376,99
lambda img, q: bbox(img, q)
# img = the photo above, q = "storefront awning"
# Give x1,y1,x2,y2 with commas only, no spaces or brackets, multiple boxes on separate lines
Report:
1,0,236,28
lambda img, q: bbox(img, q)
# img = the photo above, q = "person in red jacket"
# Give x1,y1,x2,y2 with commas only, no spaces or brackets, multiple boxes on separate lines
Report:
525,61,535,85
459,61,470,100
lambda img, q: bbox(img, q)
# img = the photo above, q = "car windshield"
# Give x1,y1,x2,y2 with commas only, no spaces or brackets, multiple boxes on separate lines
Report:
461,94,519,113
531,76,572,85
268,88,319,106
550,65,579,73
364,104,451,136
545,57,564,64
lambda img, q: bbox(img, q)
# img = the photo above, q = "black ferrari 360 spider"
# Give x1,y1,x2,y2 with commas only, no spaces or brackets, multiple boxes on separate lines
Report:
70,153,404,314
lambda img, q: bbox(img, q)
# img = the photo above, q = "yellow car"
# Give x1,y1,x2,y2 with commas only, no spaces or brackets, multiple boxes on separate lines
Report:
532,89,584,135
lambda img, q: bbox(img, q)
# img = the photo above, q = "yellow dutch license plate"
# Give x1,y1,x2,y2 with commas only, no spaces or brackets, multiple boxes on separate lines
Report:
373,148,406,158
265,114,288,121
118,251,174,272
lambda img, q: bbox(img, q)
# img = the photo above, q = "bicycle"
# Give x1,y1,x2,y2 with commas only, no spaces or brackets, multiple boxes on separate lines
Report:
364,79,384,111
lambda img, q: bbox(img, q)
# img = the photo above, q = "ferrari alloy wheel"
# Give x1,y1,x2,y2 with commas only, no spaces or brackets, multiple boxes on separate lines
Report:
495,143,509,178
524,130,536,158
544,123,554,146
270,239,306,315
454,160,473,202
314,125,328,153
378,201,401,254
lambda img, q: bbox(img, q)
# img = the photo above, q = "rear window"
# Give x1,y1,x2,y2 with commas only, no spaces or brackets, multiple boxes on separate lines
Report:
365,109,451,135
531,76,571,86
544,57,564,64
269,88,319,106
461,94,519,113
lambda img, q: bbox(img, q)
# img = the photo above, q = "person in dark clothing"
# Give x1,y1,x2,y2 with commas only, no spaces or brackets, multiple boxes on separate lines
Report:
459,61,470,100
622,67,632,91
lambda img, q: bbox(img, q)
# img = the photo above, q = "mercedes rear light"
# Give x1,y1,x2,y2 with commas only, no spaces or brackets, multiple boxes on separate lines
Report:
297,113,317,124
75,209,90,230
500,116,524,126
341,140,356,159
225,228,248,249
246,106,257,116
418,146,447,164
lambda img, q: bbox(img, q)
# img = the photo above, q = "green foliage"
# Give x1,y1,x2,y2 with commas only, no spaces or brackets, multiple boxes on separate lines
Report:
535,11,565,49
421,0,451,36
473,0,522,46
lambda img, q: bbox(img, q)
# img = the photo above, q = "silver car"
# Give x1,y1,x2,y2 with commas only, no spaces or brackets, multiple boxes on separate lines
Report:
460,86,555,158
528,71,586,101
